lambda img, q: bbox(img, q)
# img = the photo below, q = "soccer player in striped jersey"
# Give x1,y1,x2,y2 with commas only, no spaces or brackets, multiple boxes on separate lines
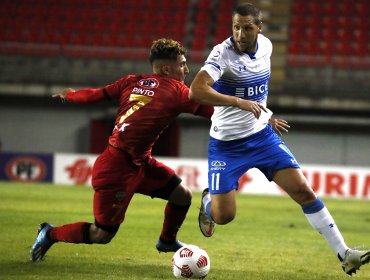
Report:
30,38,214,262
189,3,370,276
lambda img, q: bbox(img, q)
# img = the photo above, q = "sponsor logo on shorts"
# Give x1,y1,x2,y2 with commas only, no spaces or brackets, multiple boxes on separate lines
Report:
210,160,226,171
211,161,226,167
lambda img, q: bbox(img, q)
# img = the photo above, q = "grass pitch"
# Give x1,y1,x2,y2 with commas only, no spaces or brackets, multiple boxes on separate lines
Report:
1,182,370,280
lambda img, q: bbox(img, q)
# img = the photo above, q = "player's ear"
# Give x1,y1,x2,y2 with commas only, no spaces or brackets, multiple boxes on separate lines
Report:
162,64,170,75
258,22,263,33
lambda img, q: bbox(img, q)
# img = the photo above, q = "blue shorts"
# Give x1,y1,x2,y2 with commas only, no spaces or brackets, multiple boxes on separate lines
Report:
208,124,300,194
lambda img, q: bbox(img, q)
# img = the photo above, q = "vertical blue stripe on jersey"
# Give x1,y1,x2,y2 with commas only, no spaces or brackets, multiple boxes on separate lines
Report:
302,198,325,214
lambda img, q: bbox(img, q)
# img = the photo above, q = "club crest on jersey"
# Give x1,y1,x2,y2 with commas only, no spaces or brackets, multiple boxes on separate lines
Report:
138,78,159,89
210,50,221,61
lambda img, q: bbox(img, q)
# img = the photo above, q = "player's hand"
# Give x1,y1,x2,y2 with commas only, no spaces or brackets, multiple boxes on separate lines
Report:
52,88,75,103
236,98,267,119
269,118,290,136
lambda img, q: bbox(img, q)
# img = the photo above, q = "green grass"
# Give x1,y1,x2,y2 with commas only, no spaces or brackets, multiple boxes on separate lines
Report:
1,182,370,280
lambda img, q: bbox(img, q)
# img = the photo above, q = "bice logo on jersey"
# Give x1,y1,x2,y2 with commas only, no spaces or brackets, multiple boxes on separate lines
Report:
138,78,159,89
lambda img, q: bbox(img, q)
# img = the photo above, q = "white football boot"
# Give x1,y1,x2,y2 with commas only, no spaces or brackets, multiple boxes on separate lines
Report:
198,188,215,237
339,248,370,276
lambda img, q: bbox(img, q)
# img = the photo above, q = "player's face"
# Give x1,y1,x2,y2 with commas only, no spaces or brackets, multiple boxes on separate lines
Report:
167,55,189,83
232,14,261,53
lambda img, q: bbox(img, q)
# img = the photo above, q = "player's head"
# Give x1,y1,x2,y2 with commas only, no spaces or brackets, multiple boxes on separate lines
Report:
232,3,262,53
149,38,189,83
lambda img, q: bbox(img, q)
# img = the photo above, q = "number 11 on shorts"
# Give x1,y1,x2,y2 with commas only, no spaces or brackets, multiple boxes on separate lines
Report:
211,172,220,191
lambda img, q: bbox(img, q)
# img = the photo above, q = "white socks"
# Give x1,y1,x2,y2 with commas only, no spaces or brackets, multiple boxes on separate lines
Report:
305,206,349,258
202,192,212,219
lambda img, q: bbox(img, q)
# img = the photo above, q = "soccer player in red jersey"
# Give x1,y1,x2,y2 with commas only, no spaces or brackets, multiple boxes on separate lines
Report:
30,38,214,261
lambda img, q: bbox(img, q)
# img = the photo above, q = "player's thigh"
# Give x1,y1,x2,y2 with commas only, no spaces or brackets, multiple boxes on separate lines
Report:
93,185,135,227
92,146,137,189
92,146,139,226
136,157,179,200
273,168,316,204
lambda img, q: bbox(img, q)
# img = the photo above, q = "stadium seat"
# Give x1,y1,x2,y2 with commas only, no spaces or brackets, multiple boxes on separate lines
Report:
0,0,193,59
291,1,306,15
288,0,370,68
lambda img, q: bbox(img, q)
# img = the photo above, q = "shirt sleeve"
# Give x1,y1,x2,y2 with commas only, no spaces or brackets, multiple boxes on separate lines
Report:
103,75,132,99
66,88,107,103
200,45,226,82
66,75,131,103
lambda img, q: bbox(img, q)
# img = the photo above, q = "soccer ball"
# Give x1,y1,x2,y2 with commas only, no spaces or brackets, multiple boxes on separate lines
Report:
172,245,210,279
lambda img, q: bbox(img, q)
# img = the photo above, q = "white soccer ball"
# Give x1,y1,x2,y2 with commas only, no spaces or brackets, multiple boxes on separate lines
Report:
172,245,210,279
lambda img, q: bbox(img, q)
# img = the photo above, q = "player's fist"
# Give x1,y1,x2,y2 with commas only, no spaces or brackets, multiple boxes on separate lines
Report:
52,88,75,102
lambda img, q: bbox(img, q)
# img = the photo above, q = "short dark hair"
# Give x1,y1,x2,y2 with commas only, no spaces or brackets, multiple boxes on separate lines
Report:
233,3,262,25
149,38,187,65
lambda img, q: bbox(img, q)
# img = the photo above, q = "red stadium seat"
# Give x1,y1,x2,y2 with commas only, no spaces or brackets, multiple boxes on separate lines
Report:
291,1,306,14
336,28,353,42
353,29,368,43
336,42,352,56
307,1,321,14
320,27,336,41
352,42,368,57
290,15,305,29
321,16,336,29
304,27,320,41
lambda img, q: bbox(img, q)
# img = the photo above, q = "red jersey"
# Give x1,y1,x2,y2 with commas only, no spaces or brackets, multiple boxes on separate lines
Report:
66,73,213,164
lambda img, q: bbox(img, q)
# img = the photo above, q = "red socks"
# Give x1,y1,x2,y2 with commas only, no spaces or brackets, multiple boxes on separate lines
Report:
160,202,190,243
48,203,190,244
49,222,92,244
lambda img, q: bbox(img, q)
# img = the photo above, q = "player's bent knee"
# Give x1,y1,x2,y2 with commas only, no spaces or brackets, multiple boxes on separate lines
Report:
182,187,192,205
93,230,116,244
169,185,192,206
90,224,117,244
294,185,317,205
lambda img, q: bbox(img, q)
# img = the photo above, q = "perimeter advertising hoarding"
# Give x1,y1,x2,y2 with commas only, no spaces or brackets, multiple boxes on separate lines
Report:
53,153,370,200
0,152,53,183
54,153,97,186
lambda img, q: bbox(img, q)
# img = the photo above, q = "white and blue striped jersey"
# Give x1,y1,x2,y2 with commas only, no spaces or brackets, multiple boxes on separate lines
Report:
201,34,273,141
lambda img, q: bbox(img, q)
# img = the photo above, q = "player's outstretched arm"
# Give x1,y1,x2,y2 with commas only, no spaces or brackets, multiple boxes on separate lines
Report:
269,118,290,136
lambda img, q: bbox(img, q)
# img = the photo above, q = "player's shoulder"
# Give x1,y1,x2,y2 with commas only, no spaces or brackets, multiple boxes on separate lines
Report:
258,34,272,51
207,37,234,62
213,37,234,53
149,75,189,97
115,74,140,86
170,78,189,94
